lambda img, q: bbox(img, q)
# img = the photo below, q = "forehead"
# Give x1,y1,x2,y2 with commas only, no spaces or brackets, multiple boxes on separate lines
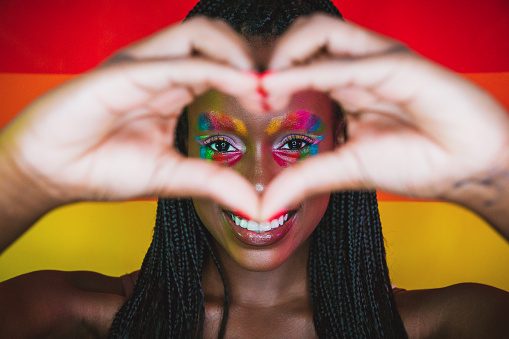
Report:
187,90,333,133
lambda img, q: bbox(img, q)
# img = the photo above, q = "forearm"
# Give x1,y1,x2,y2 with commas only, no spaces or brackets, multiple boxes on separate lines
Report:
443,153,509,241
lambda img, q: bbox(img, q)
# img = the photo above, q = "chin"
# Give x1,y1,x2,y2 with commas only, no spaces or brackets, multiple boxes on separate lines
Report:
225,244,299,272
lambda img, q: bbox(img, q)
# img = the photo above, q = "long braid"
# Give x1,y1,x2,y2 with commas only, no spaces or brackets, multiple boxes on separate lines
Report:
109,198,209,338
110,1,407,338
309,191,407,338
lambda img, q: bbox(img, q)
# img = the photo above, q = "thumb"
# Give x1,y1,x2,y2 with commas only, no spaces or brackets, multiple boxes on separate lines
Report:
145,156,260,219
260,148,369,220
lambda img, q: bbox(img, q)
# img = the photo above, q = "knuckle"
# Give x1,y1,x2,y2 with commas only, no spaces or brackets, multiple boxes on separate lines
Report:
387,42,412,55
101,51,136,68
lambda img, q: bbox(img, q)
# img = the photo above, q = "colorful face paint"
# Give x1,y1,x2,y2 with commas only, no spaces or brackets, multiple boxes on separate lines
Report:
265,110,326,136
267,111,327,167
194,111,247,167
194,135,245,167
197,111,247,137
272,134,325,167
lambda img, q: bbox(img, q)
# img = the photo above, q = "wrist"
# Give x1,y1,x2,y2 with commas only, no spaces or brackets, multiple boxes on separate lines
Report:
440,151,509,240
0,133,66,252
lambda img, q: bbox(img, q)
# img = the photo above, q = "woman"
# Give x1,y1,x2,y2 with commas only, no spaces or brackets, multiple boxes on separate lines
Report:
1,0,509,338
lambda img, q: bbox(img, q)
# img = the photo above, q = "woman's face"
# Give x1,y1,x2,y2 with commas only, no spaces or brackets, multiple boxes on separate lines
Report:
188,89,335,271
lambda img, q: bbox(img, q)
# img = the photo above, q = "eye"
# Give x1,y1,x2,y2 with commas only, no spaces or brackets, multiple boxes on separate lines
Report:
196,135,242,153
209,139,237,152
278,135,314,151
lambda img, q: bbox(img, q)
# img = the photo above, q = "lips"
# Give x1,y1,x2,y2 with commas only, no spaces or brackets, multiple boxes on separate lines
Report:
222,209,297,246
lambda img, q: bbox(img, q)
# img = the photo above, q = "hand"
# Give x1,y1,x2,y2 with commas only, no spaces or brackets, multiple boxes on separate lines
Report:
0,17,262,217
260,14,509,226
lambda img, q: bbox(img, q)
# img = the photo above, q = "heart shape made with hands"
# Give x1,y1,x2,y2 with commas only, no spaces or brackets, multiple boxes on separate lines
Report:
116,15,506,223
176,15,418,221
90,15,418,221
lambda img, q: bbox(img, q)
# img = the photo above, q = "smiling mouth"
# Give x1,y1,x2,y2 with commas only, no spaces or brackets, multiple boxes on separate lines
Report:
222,209,298,246
226,211,293,233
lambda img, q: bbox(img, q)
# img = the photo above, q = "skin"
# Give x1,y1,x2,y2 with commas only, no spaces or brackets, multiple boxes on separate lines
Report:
189,90,332,336
189,89,333,272
0,15,509,338
260,16,509,239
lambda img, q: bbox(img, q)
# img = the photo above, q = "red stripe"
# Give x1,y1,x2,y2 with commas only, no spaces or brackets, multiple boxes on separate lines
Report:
0,1,507,74
336,0,509,72
0,0,198,74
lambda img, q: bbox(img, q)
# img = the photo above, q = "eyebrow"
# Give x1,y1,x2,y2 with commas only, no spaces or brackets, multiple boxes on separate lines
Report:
265,110,326,136
196,111,247,136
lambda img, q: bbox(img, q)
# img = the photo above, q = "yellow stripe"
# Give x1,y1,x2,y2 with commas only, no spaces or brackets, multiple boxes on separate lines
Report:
1,201,508,292
380,202,509,291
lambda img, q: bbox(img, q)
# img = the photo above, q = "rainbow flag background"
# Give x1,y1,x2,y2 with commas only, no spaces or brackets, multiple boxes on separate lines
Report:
1,0,508,291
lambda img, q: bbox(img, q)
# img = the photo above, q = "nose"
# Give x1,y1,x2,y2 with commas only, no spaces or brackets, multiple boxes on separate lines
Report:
238,141,280,195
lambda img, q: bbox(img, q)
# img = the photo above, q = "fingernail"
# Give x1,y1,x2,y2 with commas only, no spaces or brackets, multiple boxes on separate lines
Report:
257,86,268,99
260,70,275,78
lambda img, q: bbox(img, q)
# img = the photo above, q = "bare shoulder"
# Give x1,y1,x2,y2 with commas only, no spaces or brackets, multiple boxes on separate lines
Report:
395,283,509,338
0,270,133,338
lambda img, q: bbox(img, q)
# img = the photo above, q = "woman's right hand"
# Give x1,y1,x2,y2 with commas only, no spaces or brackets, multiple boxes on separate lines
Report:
0,18,261,250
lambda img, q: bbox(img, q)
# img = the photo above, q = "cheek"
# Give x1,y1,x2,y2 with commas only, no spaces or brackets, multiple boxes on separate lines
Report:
199,147,243,167
192,198,224,239
272,144,320,168
298,193,330,237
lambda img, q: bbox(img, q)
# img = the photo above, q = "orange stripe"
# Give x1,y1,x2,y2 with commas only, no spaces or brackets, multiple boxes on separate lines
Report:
0,73,76,129
1,72,508,202
462,72,509,111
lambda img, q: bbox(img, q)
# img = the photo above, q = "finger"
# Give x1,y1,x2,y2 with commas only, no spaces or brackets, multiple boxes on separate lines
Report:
145,156,260,218
259,148,369,220
269,14,398,70
28,58,260,137
263,55,414,118
263,53,454,126
114,17,254,70
264,54,508,147
99,58,260,106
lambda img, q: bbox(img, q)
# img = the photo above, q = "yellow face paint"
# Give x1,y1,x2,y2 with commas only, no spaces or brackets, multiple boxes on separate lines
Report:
265,118,282,136
265,110,326,136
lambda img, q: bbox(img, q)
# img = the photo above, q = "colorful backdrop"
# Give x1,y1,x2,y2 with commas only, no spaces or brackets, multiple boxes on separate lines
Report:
1,0,508,290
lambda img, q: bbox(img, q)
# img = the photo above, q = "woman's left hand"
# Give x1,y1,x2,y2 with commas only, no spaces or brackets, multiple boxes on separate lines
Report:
260,14,509,237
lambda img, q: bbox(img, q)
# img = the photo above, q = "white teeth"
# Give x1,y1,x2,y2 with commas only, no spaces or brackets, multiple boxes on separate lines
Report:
240,219,248,229
247,220,259,232
271,219,279,229
260,222,271,232
228,212,292,233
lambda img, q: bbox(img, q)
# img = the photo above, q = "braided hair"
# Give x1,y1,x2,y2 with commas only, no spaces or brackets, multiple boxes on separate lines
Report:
109,1,407,337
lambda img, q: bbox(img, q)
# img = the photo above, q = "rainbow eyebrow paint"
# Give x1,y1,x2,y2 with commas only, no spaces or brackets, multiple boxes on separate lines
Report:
266,110,327,167
197,111,247,136
265,110,326,136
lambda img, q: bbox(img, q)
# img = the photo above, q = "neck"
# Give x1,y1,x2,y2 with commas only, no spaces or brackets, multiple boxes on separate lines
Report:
202,238,311,308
